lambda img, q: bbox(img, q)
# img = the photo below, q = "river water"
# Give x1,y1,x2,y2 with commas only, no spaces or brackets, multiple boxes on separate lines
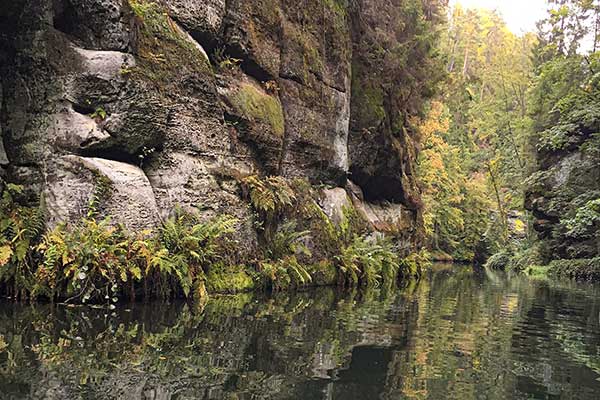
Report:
0,264,599,399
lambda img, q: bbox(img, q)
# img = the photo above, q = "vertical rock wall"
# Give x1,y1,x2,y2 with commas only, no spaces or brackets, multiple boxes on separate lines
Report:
1,0,432,253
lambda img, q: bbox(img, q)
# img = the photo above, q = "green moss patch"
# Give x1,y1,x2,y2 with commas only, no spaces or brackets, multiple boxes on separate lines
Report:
351,63,386,128
307,260,338,286
128,0,212,88
230,83,285,136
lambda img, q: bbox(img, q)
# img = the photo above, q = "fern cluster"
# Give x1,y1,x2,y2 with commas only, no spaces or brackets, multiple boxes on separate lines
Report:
36,210,237,303
1,177,426,302
240,175,297,241
0,184,45,299
259,221,313,290
1,183,239,303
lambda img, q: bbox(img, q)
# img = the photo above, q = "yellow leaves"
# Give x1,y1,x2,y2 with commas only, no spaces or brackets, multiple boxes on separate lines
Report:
62,252,73,266
513,219,526,235
0,245,13,267
129,266,142,280
241,175,296,214
415,101,450,143
0,334,7,352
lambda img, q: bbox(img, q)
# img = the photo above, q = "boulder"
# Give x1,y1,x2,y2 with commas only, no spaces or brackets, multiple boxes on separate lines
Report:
44,156,160,231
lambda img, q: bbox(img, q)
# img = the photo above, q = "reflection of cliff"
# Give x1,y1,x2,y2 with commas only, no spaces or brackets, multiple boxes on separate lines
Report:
1,267,600,399
0,287,421,399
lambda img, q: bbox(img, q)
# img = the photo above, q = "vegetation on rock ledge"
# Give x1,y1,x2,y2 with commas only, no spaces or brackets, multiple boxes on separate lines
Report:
0,178,424,304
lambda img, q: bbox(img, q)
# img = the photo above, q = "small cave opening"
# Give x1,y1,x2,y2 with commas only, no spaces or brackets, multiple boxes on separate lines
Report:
188,29,218,57
223,44,273,83
71,102,96,116
349,166,407,204
52,0,78,36
79,143,163,169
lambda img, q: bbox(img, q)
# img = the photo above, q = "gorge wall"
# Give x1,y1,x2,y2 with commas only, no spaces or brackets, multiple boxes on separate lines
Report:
525,124,600,264
0,0,438,254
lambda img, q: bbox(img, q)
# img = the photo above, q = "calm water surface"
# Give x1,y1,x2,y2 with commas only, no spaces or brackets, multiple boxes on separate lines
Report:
1,264,599,399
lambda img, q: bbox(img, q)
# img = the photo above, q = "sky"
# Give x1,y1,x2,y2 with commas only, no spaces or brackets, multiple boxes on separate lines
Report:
449,0,548,34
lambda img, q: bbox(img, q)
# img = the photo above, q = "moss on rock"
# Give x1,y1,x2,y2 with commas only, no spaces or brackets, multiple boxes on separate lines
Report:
230,83,285,137
128,0,212,88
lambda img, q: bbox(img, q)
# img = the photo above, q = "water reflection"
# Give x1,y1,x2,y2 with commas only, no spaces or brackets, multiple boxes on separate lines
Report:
0,264,599,399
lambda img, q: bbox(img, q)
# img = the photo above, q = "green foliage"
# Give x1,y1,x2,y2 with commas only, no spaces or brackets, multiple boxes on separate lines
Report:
335,235,403,287
212,47,243,70
564,198,600,238
149,209,238,298
313,205,418,287
534,56,600,152
1,182,237,302
89,107,107,120
0,184,45,297
1,174,425,301
548,257,600,281
241,176,296,218
485,241,544,273
259,221,312,290
240,175,296,241
205,264,257,294
506,244,544,272
36,218,138,303
484,250,512,270
127,0,211,87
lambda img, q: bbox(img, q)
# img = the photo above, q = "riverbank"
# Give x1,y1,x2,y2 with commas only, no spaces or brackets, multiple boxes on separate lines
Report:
0,181,426,304
484,245,600,282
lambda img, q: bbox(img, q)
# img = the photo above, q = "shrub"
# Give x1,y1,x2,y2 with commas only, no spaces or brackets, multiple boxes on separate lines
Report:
36,218,140,303
259,221,312,290
484,250,512,270
548,258,600,282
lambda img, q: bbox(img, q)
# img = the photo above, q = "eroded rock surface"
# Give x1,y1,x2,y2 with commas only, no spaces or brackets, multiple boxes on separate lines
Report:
1,0,429,252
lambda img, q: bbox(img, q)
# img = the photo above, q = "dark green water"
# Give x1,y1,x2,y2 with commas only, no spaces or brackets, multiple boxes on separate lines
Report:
1,264,599,400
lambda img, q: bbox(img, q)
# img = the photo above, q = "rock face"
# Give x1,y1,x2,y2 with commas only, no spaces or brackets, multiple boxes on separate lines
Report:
525,129,600,261
1,0,430,252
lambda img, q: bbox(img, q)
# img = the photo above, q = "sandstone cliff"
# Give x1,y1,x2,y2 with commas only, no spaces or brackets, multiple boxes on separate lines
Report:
525,112,600,263
1,0,439,255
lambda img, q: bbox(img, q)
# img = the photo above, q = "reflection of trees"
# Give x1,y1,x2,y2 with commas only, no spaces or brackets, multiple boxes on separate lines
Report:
0,286,420,399
378,266,600,400
0,267,599,399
